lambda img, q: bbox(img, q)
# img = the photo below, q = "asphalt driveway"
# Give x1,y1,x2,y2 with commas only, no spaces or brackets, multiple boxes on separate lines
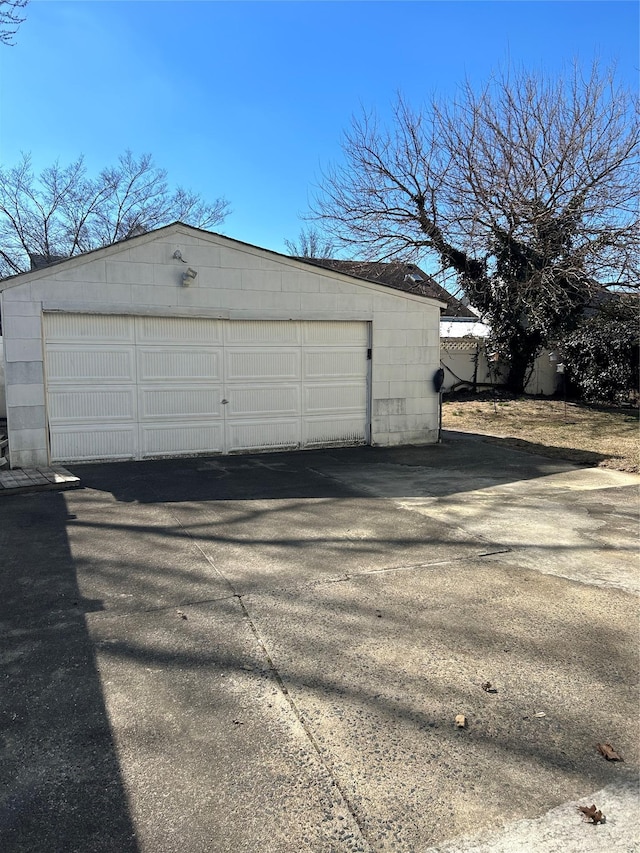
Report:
1,432,638,852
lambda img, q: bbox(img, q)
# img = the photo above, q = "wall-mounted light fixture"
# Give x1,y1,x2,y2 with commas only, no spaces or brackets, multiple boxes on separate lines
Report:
173,249,187,262
182,267,198,286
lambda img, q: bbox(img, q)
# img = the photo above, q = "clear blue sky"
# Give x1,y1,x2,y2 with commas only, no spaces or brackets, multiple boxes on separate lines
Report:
1,1,638,255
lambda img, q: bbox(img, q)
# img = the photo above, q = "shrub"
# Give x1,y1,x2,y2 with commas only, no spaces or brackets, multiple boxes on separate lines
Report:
563,298,639,405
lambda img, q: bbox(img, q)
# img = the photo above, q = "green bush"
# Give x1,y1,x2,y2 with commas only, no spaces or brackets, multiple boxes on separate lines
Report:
563,299,639,405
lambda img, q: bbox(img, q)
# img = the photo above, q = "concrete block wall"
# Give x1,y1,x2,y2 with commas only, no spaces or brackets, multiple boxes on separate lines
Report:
0,225,442,466
0,336,5,419
0,299,47,467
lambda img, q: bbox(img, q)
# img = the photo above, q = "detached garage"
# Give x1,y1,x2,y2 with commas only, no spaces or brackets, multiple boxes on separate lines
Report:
0,223,443,468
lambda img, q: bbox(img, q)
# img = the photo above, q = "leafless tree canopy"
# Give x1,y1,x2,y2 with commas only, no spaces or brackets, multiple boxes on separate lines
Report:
0,0,28,45
284,227,334,259
313,64,639,391
0,151,230,277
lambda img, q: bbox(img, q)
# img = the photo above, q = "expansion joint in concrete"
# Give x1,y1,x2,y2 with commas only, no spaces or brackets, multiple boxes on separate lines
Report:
153,495,372,847
234,589,372,850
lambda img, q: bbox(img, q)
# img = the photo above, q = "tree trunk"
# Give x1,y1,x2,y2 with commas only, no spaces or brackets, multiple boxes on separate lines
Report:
505,355,531,395
505,334,541,395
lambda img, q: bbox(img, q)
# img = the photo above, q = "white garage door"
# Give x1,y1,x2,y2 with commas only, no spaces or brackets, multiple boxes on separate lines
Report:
44,314,370,463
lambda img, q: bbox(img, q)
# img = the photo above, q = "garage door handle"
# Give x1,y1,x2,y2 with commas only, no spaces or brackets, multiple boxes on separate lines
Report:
221,399,228,405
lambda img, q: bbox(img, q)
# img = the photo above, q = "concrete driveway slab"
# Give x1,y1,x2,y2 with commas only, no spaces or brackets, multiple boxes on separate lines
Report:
85,599,366,853
63,488,234,612
157,494,500,594
244,559,639,851
315,437,640,594
1,436,638,852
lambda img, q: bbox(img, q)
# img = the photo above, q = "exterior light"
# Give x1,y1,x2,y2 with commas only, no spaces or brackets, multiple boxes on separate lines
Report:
182,267,198,286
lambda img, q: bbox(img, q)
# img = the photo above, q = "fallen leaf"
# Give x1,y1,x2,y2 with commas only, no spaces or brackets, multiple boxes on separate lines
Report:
481,681,498,693
176,610,188,620
597,742,623,761
455,714,467,728
578,804,606,824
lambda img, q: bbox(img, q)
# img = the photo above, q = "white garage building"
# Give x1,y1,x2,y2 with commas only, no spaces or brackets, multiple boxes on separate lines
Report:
0,223,443,468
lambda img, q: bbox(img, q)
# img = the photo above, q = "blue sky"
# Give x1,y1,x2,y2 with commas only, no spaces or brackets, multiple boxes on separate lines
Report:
1,1,638,255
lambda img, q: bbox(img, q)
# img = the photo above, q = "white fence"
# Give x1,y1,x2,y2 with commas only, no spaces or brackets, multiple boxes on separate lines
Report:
441,338,557,396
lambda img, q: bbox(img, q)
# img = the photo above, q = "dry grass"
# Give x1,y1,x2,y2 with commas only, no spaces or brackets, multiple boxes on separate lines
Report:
442,393,640,473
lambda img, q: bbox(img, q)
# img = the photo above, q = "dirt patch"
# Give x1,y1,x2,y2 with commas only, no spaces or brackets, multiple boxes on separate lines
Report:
442,393,639,473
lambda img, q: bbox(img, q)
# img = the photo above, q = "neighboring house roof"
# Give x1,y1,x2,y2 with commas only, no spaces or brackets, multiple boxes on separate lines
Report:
582,288,639,318
28,253,69,271
296,258,477,317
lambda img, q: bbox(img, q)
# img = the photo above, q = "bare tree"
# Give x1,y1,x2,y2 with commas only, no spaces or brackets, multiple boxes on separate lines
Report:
284,226,334,259
314,64,640,392
0,151,230,277
1,0,28,45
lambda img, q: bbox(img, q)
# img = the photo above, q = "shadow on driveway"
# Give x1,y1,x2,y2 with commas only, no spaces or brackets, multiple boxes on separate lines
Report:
69,438,582,504
0,492,139,853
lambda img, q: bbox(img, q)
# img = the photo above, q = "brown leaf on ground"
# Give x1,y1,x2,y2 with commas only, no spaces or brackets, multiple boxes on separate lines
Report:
176,610,188,620
481,681,498,693
455,714,467,728
597,742,623,761
578,804,606,824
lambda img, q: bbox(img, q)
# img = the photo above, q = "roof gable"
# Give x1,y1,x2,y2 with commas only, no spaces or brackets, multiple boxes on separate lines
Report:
0,223,446,309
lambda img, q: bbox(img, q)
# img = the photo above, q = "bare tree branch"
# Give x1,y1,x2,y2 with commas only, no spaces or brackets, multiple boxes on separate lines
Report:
0,0,28,45
284,227,334,258
313,63,639,391
0,151,231,277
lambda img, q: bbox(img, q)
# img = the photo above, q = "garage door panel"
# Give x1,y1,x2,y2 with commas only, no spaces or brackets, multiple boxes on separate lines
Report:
224,320,301,346
47,346,135,383
140,423,224,458
138,386,223,420
136,316,223,344
44,313,134,343
302,320,369,346
302,416,366,447
48,386,136,423
304,383,367,414
225,349,300,383
304,349,367,380
50,425,136,462
137,347,222,382
226,385,299,418
225,419,300,453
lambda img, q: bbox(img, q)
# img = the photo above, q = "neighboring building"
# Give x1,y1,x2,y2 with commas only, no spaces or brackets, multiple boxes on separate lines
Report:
299,258,477,318
0,223,444,468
